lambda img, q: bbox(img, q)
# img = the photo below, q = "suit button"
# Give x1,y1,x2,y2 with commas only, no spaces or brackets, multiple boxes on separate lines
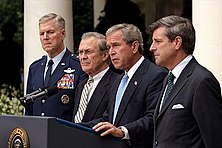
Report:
154,141,158,146
41,112,45,116
42,99,46,103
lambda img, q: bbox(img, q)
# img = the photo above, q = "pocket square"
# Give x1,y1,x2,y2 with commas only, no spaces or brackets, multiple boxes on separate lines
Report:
172,104,184,109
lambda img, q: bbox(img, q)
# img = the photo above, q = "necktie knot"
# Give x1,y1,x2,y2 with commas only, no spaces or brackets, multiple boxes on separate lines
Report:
48,59,54,67
167,72,175,84
122,74,129,81
87,77,94,84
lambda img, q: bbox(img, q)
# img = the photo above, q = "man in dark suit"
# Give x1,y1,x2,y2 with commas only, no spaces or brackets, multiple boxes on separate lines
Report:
24,13,86,121
89,24,168,148
149,15,222,147
73,32,119,123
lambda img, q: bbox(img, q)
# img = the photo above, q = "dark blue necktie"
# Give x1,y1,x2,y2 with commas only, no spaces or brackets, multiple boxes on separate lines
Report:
44,59,54,86
164,72,175,100
160,72,175,111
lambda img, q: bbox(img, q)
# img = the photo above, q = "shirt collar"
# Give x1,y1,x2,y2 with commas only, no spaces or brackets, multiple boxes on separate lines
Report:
91,67,109,87
126,56,145,81
47,47,66,68
171,55,193,82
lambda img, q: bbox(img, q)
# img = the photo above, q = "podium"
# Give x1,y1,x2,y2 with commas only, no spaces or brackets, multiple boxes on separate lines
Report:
0,115,122,148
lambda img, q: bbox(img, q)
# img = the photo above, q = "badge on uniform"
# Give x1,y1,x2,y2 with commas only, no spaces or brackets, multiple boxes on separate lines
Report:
64,68,75,73
61,94,69,104
57,68,75,89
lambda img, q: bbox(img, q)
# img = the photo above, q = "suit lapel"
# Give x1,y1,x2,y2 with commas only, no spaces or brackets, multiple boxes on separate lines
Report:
154,77,167,119
110,75,122,122
84,69,113,120
47,49,71,86
114,59,148,125
156,58,197,119
73,79,87,115
37,56,47,87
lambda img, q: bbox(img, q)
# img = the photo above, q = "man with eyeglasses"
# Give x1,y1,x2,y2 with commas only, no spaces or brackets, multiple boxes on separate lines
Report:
72,32,119,123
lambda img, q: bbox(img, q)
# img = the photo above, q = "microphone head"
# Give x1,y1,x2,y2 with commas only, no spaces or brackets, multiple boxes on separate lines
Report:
45,86,58,97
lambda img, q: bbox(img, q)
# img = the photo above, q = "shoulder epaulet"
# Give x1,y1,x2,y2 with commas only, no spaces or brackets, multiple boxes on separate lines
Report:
30,55,46,65
70,53,80,62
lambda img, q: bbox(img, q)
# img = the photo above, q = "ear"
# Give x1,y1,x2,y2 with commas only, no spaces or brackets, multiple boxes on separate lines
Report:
102,50,110,61
131,41,139,54
61,29,66,39
174,36,182,51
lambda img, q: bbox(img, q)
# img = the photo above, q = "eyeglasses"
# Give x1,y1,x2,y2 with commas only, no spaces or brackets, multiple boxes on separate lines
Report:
78,49,99,56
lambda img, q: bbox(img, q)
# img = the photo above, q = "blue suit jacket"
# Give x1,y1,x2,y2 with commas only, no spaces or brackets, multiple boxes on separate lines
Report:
84,58,168,148
25,48,86,121
153,58,222,148
73,68,119,122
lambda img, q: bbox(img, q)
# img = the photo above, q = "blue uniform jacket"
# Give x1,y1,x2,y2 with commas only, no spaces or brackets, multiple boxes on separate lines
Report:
25,48,86,121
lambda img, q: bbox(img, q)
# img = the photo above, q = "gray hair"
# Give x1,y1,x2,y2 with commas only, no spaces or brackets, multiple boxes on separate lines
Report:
106,23,144,54
149,15,195,54
81,32,108,52
39,13,65,29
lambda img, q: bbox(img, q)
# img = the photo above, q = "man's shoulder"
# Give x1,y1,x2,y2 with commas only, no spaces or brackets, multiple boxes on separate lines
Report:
30,55,46,67
142,58,168,73
65,49,80,62
70,53,80,62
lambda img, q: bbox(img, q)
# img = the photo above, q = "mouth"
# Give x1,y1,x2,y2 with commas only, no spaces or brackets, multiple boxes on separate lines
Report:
153,54,159,58
43,42,51,45
81,61,90,66
111,58,118,63
44,42,51,45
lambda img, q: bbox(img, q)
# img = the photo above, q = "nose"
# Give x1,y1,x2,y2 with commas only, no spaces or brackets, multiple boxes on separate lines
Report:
43,32,49,39
79,52,87,59
149,43,156,52
108,47,115,55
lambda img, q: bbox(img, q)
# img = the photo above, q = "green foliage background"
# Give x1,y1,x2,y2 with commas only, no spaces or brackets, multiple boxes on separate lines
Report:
0,0,24,45
0,0,93,53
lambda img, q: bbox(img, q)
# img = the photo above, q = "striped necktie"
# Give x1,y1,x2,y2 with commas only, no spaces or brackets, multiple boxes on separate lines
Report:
74,78,94,123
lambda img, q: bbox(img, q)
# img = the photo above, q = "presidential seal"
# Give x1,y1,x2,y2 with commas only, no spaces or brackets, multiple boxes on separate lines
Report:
8,127,29,148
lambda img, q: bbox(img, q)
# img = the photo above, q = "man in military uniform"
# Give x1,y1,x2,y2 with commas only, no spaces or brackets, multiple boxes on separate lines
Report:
25,13,86,121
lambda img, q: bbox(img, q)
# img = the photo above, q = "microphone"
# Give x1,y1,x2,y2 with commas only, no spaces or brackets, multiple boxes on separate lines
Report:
20,86,50,101
20,86,58,105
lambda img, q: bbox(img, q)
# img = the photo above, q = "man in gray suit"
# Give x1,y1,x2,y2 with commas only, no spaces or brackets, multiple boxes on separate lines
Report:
73,32,119,123
149,15,222,147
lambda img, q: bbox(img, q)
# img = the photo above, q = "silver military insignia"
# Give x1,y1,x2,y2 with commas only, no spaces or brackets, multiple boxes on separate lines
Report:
64,68,75,73
61,94,69,104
